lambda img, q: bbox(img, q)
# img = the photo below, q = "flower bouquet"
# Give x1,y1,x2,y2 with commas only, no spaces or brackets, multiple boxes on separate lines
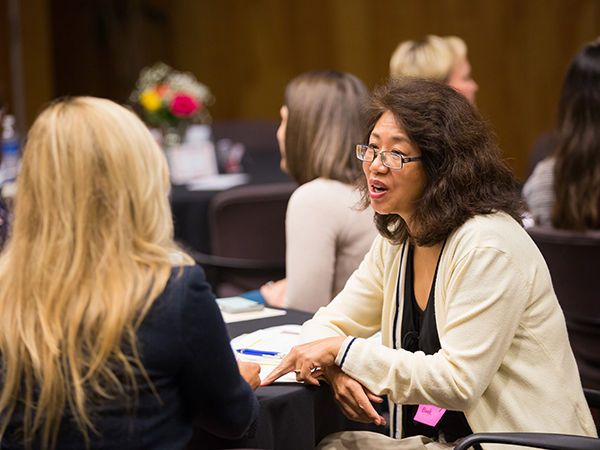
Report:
129,62,214,146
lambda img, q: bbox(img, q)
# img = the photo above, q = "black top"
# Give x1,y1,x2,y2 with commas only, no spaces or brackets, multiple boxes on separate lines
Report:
400,244,473,443
1,265,259,449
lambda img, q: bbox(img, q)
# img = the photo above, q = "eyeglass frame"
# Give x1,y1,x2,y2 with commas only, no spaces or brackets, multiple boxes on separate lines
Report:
355,144,422,170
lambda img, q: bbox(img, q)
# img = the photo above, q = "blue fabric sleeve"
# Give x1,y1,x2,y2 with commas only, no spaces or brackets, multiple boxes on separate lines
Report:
239,289,267,304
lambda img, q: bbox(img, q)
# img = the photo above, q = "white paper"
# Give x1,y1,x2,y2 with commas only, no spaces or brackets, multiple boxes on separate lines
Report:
249,360,298,383
221,306,287,324
232,325,302,353
230,326,383,384
167,140,219,184
186,173,250,191
232,325,302,383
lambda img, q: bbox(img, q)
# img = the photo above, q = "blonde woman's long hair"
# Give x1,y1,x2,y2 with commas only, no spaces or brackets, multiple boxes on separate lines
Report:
0,97,193,449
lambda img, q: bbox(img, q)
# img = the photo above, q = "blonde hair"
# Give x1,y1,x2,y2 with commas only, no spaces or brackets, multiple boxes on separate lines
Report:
0,97,193,449
390,35,467,81
283,70,369,186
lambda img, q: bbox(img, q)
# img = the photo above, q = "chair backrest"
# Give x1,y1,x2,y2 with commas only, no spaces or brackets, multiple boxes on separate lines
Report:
208,181,297,296
453,388,600,449
527,226,600,390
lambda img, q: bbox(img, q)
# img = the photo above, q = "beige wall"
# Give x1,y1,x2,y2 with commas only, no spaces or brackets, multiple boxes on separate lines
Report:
4,0,600,181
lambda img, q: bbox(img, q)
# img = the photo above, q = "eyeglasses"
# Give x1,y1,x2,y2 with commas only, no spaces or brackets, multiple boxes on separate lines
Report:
355,144,422,170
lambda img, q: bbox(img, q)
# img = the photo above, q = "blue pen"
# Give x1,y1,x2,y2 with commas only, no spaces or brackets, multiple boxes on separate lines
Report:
236,349,285,358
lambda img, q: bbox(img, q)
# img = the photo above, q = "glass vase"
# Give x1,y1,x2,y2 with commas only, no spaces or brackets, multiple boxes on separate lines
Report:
161,123,188,148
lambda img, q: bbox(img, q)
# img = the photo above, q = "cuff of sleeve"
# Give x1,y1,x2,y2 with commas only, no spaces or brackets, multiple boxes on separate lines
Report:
246,410,260,439
335,336,357,369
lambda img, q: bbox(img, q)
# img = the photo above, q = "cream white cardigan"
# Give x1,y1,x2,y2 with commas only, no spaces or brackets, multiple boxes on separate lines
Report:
300,212,597,443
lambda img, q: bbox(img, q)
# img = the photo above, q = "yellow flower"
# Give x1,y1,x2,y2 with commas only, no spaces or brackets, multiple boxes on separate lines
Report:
139,88,162,113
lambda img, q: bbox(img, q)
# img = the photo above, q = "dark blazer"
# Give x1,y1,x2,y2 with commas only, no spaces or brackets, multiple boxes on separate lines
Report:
2,264,259,449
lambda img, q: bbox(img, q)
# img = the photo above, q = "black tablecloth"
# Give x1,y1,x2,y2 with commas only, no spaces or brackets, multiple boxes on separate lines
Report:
187,309,387,450
171,150,290,255
225,308,313,340
188,382,385,450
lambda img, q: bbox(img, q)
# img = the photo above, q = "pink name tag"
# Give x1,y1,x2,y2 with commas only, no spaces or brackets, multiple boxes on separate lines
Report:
414,404,446,427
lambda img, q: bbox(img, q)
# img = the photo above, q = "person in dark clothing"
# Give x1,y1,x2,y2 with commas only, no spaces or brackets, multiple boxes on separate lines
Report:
0,96,260,450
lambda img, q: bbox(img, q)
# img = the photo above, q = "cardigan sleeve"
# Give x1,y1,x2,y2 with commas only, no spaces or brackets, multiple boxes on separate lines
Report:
178,265,259,439
336,245,532,411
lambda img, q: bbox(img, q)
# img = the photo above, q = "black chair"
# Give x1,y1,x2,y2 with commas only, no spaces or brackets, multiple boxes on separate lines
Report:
455,388,600,450
527,226,600,391
190,181,297,297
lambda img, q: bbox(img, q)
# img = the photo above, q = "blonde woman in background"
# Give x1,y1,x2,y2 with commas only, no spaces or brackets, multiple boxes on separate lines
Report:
0,97,260,450
258,70,378,313
390,35,479,104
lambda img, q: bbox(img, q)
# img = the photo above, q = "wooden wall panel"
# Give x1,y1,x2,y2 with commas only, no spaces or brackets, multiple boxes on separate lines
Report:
20,0,55,125
172,0,600,180
6,0,600,180
50,0,172,105
0,0,11,107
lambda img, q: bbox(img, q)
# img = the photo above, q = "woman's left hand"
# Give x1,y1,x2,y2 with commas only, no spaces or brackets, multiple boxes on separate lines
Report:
261,336,346,386
237,360,261,390
323,365,386,426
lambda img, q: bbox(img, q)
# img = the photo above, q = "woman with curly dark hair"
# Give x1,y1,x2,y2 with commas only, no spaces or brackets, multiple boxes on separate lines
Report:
263,78,596,449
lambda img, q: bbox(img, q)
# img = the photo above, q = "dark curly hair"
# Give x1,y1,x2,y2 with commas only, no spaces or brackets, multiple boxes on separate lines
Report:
359,77,524,246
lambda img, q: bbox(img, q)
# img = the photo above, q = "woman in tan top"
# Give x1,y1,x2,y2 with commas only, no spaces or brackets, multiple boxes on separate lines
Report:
260,70,377,313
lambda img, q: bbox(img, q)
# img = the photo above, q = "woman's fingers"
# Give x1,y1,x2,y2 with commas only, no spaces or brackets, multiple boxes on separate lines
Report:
296,366,322,385
260,278,287,307
260,357,296,385
325,366,386,425
260,337,345,385
350,387,386,425
364,387,383,403
237,360,261,390
264,356,387,425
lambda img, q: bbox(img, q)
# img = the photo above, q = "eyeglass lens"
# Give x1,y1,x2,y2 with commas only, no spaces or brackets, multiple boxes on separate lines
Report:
357,145,404,169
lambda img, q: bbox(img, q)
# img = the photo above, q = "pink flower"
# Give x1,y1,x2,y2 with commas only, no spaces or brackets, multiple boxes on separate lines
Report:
169,93,202,118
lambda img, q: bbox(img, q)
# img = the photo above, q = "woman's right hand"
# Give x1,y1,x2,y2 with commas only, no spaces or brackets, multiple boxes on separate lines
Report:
260,278,287,308
238,360,261,391
323,365,386,426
